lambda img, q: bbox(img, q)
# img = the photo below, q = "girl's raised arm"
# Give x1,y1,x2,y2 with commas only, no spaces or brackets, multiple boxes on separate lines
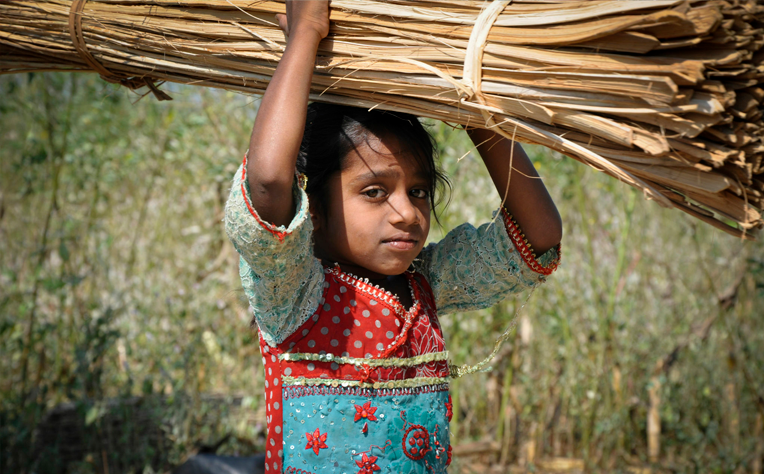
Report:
245,1,330,227
467,128,563,255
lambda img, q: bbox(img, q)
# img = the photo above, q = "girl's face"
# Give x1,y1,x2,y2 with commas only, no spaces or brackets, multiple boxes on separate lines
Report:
311,132,432,279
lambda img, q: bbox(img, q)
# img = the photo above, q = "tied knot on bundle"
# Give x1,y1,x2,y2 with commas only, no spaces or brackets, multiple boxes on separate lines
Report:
459,0,510,114
453,0,674,212
68,0,172,101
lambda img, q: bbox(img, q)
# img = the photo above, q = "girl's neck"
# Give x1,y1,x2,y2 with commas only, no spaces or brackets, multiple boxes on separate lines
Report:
330,261,389,281
326,261,414,309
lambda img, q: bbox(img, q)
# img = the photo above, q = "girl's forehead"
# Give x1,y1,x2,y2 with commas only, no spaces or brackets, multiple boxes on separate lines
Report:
344,133,427,174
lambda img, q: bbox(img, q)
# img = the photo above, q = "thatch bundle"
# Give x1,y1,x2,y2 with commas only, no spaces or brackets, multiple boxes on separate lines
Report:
2,0,763,237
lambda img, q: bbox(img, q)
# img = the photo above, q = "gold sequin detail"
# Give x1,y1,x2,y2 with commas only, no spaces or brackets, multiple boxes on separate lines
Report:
279,351,449,368
282,375,450,389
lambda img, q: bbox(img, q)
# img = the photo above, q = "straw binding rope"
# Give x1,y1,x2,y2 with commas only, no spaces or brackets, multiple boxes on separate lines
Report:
460,0,510,105
68,0,172,101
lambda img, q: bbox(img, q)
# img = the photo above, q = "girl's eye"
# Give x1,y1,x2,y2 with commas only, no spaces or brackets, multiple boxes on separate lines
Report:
410,189,429,199
363,188,385,198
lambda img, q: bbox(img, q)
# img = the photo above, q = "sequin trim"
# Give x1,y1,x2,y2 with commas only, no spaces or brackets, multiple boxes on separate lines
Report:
500,207,561,276
324,265,419,318
283,384,449,400
279,350,449,368
282,375,450,390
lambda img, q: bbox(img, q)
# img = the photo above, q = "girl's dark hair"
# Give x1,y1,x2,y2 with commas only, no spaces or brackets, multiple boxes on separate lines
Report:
296,103,450,221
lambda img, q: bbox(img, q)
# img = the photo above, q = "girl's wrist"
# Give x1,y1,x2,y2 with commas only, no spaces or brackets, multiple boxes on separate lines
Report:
287,26,325,48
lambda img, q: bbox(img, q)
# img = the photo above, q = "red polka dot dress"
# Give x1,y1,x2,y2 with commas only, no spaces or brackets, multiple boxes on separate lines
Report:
225,163,560,473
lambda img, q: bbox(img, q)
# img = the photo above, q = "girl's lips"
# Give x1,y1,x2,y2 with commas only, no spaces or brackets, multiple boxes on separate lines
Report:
383,239,418,250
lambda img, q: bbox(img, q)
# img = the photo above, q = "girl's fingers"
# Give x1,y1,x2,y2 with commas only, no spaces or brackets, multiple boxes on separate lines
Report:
276,13,289,36
281,0,330,40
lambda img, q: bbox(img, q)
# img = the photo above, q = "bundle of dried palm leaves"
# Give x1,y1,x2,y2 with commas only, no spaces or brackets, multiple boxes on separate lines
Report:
2,0,763,237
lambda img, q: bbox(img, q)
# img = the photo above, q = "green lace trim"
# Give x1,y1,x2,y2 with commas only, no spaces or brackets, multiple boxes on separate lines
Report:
279,351,449,368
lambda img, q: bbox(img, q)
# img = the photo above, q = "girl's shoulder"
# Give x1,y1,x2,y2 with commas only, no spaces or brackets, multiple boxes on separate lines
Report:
225,161,326,347
411,210,560,316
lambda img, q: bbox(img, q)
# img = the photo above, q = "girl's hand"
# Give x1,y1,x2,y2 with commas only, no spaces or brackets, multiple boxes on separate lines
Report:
276,1,330,40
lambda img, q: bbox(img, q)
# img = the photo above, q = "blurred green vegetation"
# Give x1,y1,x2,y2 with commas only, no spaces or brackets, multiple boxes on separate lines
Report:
1,73,763,474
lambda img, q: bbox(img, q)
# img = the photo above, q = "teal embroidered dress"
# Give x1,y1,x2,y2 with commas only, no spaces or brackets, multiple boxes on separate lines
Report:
225,162,559,474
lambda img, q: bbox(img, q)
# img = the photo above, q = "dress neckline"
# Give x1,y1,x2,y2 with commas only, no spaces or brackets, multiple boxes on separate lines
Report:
324,264,420,317
324,264,424,359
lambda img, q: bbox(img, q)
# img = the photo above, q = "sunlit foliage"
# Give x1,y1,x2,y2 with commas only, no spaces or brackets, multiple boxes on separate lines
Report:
1,74,763,473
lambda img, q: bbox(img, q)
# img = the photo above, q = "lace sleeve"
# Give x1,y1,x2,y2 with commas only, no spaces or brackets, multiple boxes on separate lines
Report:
413,208,560,315
224,158,325,347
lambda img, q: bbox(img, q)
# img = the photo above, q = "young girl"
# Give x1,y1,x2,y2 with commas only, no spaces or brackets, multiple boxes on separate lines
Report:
224,2,562,473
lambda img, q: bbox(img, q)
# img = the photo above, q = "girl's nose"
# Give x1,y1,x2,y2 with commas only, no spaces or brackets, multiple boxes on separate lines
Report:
388,194,420,226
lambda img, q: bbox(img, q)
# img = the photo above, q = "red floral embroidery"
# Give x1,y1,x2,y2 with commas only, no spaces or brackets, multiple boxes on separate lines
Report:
354,401,378,422
355,452,381,473
445,395,453,422
404,427,430,460
446,444,452,466
305,428,328,455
